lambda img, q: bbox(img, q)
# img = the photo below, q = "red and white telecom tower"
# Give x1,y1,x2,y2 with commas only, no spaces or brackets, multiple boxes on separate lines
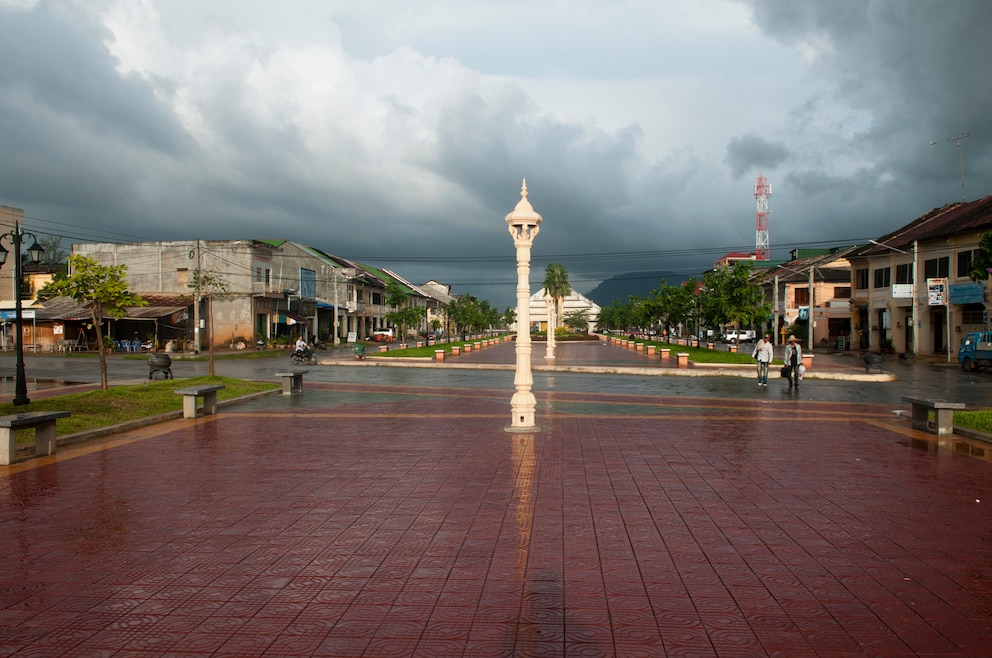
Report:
754,173,771,260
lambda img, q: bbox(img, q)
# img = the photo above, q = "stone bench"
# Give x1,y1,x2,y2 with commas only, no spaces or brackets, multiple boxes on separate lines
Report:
1,411,72,465
275,371,307,395
901,396,965,436
174,384,225,419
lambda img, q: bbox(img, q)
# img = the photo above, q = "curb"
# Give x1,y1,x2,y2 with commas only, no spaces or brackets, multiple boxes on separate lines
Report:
311,357,895,381
11,388,282,462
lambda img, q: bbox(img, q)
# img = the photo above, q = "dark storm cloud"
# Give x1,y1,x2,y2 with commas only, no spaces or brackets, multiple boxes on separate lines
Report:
749,0,992,210
724,134,790,178
0,7,190,154
2,1,991,309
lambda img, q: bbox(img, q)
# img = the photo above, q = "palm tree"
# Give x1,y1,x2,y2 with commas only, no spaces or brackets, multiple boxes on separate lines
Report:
542,263,570,331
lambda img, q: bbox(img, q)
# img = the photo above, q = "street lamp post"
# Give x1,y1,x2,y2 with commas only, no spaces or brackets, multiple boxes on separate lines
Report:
0,221,45,406
505,179,542,431
545,293,556,360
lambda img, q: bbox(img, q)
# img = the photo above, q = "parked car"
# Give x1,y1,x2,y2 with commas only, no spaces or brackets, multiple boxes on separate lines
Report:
721,330,756,343
372,329,394,342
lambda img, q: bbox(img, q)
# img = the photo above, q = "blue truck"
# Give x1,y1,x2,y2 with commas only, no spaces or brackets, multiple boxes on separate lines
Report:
957,331,992,371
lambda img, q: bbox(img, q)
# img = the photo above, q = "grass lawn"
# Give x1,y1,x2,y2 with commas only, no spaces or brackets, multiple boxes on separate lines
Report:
372,336,777,364
373,338,509,358
4,376,279,444
953,409,992,434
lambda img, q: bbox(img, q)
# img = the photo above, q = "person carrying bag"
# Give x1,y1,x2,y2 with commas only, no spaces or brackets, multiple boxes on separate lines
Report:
783,335,803,389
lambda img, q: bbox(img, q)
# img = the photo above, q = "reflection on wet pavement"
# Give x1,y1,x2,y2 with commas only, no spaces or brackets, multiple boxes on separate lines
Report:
1,369,991,655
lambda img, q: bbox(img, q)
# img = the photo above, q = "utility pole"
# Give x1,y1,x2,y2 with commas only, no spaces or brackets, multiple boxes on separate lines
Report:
191,240,201,354
333,269,340,346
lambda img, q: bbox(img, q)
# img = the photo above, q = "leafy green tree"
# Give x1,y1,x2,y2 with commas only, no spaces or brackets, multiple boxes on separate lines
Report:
597,298,635,332
472,299,494,333
188,270,229,376
968,232,992,281
651,278,698,337
502,306,516,329
384,279,420,342
563,309,591,333
541,263,571,330
39,254,147,390
701,262,768,335
448,295,477,339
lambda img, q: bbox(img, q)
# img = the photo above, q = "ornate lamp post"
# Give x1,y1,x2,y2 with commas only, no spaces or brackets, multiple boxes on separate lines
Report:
505,179,542,430
0,222,44,406
544,292,556,359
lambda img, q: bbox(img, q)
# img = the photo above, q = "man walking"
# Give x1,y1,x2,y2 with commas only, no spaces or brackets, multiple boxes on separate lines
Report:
784,335,803,389
751,333,773,386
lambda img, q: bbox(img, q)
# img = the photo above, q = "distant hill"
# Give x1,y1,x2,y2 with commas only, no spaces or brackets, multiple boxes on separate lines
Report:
584,270,692,306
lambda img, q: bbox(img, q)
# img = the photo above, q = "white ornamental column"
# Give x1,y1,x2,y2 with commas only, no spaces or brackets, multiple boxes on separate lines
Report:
505,179,542,430
545,293,556,360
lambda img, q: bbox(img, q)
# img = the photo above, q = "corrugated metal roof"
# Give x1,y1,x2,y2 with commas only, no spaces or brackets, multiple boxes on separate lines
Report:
27,295,191,321
125,306,188,319
861,193,992,255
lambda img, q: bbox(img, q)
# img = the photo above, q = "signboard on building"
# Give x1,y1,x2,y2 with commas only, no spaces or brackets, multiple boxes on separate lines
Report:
1,310,34,320
950,281,985,305
299,268,316,300
891,284,913,299
927,278,947,306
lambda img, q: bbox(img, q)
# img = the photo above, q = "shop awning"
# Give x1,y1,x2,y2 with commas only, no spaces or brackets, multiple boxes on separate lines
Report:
276,311,308,324
124,305,189,320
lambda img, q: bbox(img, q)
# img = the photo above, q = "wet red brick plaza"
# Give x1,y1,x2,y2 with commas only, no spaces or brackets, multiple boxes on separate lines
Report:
1,381,991,656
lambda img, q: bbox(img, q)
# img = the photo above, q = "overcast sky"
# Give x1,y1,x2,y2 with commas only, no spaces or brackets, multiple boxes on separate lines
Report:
1,0,990,307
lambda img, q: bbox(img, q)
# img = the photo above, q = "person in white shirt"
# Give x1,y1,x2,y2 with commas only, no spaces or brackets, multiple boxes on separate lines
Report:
751,333,773,386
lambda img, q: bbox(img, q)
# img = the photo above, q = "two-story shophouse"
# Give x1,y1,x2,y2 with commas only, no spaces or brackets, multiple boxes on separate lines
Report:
758,246,857,349
71,239,402,350
849,193,992,357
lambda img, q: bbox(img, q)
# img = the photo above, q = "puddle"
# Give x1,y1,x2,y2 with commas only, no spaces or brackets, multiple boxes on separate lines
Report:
897,436,992,464
0,377,84,393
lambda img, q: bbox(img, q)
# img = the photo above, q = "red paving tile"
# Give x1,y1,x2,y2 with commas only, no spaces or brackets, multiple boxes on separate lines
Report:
1,382,991,656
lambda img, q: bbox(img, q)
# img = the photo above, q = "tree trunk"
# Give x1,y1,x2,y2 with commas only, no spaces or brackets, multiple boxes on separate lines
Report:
91,308,109,390
207,295,215,377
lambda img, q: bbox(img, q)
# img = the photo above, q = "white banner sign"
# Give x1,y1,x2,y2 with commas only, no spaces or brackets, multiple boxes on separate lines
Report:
891,284,913,299
927,278,947,306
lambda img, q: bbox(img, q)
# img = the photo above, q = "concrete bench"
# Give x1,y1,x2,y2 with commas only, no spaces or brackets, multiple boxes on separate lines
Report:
275,371,307,395
1,411,72,465
174,384,225,419
901,396,965,436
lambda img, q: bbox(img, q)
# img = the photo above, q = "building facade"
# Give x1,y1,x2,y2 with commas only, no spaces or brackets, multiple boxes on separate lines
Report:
69,239,431,349
849,195,992,356
758,247,855,349
528,288,601,333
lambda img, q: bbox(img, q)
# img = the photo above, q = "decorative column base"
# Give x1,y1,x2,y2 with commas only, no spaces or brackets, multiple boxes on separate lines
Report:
505,391,542,433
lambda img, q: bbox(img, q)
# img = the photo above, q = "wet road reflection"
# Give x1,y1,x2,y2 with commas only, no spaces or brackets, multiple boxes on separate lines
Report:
2,350,990,407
